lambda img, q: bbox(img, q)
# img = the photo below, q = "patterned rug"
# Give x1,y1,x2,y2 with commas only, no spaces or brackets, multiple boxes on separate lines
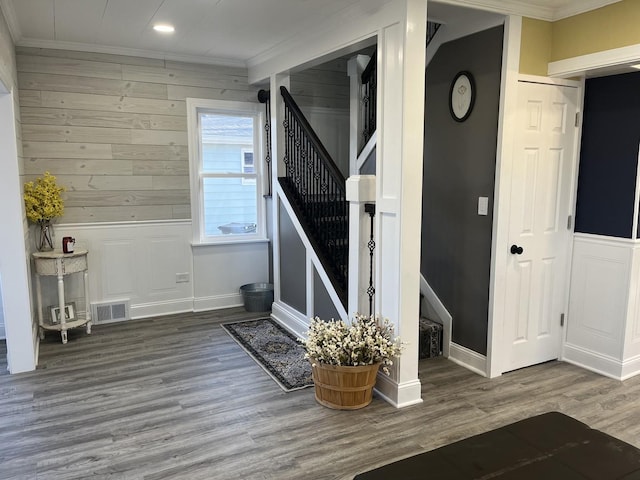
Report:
221,318,313,392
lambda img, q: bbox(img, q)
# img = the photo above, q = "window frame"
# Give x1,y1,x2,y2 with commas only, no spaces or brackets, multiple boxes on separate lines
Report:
187,98,266,245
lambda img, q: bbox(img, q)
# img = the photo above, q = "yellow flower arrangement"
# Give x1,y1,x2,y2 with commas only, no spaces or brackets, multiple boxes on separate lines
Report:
23,172,65,224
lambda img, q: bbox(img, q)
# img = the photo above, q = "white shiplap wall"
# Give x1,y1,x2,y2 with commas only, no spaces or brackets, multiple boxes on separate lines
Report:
17,47,258,224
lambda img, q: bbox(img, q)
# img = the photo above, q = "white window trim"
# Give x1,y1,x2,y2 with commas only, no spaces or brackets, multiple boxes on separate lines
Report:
187,98,266,245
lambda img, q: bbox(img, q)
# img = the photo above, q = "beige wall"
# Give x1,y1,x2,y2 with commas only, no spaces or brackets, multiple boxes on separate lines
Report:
552,0,640,61
520,17,552,76
17,48,257,223
520,0,640,75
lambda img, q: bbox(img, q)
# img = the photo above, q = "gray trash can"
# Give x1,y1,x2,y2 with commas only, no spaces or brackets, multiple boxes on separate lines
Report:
239,283,274,312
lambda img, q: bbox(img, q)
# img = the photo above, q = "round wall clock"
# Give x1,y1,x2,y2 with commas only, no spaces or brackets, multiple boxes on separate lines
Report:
449,71,475,122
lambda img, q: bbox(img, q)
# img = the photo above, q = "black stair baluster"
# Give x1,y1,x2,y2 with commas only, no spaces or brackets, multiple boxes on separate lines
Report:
364,203,376,316
278,86,349,306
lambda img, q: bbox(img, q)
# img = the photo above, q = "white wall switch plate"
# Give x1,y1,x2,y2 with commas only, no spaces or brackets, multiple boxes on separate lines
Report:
478,196,489,216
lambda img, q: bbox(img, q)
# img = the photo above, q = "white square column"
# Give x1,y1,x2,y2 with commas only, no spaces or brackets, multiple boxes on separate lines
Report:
374,0,427,408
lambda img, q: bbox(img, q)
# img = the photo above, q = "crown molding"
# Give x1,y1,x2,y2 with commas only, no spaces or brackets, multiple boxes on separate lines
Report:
0,0,22,43
15,37,247,68
433,0,622,21
433,0,555,21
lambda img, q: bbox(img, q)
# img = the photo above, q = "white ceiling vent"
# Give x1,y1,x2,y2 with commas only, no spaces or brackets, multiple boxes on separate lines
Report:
91,300,130,324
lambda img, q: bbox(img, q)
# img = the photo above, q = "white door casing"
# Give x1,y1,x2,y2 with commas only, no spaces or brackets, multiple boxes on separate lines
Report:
503,79,579,373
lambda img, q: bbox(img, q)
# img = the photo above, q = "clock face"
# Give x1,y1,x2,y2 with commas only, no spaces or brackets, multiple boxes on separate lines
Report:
450,72,475,122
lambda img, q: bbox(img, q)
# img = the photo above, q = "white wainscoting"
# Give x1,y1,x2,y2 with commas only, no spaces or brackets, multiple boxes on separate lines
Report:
563,234,640,380
52,221,269,321
192,240,270,312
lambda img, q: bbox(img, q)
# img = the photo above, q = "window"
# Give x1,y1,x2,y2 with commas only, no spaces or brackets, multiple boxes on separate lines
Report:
187,99,265,243
241,149,256,185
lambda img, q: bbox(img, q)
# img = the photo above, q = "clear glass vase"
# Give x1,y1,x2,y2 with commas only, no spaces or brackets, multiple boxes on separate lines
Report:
37,221,54,251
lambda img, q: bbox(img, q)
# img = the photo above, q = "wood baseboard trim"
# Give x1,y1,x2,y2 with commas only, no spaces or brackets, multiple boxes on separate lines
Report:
375,373,423,408
193,294,243,313
562,343,627,380
449,342,487,377
130,298,195,319
271,301,309,339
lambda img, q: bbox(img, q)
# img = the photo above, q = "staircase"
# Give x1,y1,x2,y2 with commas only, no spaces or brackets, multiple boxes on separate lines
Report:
279,86,349,305
274,35,443,316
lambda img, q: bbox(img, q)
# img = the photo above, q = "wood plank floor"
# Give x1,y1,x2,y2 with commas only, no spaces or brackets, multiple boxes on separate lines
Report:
1,308,639,479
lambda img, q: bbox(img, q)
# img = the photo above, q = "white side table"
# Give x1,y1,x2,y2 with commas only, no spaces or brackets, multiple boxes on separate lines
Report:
33,249,92,344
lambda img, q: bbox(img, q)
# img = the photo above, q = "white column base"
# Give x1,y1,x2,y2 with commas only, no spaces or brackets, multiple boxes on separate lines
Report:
374,372,423,408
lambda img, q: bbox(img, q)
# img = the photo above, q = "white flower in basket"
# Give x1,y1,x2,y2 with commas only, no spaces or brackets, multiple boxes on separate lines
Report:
301,313,402,375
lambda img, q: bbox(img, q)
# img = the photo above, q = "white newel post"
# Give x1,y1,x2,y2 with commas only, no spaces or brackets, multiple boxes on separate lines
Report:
346,175,376,317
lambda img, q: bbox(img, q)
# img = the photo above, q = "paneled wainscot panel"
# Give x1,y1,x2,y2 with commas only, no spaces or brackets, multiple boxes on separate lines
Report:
567,237,629,356
53,221,193,319
563,235,640,379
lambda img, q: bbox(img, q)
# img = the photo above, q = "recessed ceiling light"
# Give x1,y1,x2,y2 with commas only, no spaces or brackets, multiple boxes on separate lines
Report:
153,24,175,33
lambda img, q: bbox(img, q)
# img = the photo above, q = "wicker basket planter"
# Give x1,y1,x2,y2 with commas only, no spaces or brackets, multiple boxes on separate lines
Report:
310,361,381,410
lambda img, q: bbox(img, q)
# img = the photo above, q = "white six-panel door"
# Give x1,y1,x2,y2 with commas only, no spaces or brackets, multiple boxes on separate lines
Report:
503,80,579,373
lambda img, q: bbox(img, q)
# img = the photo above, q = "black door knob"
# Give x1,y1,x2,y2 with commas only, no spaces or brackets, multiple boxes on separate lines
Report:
510,245,524,255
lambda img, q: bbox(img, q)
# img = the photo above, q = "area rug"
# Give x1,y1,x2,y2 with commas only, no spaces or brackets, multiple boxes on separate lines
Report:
221,318,313,392
353,412,640,479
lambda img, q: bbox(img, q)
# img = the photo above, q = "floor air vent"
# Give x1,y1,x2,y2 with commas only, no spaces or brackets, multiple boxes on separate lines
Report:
91,300,130,324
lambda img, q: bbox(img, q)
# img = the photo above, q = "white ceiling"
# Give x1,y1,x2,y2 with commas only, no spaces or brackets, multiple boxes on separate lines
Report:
0,0,622,66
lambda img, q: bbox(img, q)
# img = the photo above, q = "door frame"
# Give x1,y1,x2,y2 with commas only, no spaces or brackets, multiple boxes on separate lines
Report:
0,83,37,373
486,18,584,378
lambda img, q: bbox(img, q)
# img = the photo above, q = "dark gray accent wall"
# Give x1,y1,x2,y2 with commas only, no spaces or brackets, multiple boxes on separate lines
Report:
421,26,503,355
313,268,341,320
279,201,306,313
575,72,640,239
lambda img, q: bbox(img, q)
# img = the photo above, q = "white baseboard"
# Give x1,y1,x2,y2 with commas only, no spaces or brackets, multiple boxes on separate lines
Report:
562,343,638,381
621,355,640,381
420,274,452,358
374,373,423,408
449,342,487,377
33,325,40,366
130,298,195,319
193,293,243,313
271,300,309,339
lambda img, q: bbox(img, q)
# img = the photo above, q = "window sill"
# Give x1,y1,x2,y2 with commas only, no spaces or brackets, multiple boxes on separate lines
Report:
191,237,270,247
